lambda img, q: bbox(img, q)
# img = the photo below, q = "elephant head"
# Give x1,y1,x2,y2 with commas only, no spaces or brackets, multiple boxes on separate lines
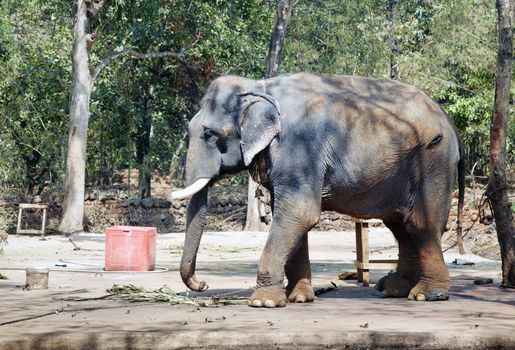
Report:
171,76,281,291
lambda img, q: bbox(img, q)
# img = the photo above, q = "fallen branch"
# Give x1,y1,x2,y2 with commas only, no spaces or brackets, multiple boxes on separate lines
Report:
220,207,246,224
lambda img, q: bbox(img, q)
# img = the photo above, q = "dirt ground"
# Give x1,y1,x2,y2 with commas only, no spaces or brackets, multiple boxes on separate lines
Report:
0,229,513,350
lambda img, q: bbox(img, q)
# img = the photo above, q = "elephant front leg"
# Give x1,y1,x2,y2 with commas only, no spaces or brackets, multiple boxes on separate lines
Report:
285,234,315,303
250,194,320,308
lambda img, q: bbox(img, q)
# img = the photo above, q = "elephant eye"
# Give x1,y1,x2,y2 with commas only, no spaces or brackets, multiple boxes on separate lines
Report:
203,128,228,153
203,128,219,143
217,138,227,154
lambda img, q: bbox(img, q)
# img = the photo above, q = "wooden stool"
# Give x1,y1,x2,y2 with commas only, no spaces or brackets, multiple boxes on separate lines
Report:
16,203,48,236
353,218,398,287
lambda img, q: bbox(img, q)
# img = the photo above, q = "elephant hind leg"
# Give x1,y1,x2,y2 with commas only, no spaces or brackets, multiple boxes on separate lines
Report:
406,174,452,301
377,218,449,301
406,226,450,301
285,233,315,303
379,162,453,301
375,221,420,298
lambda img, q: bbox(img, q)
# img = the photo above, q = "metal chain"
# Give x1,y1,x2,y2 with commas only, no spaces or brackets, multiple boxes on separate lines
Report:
0,302,156,327
212,286,256,299
1,310,62,326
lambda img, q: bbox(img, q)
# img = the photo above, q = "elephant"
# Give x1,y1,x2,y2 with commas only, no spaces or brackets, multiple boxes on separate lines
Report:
171,72,465,308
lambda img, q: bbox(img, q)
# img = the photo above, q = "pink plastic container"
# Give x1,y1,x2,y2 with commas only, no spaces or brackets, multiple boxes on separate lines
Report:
105,226,156,271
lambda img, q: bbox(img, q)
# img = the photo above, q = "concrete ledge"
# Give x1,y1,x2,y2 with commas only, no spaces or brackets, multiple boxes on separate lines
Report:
1,330,515,350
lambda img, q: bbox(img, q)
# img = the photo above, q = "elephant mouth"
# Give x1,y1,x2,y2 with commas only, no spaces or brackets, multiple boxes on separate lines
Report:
171,177,211,200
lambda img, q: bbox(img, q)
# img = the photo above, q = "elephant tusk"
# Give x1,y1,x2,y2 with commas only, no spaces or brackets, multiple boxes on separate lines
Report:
171,177,211,200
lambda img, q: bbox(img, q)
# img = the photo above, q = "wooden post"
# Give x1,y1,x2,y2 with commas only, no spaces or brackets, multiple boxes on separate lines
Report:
353,218,398,287
355,220,370,286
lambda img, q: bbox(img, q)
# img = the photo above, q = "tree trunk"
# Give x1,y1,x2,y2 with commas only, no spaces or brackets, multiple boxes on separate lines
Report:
264,0,294,77
245,179,269,231
59,0,94,233
488,0,514,288
136,87,152,199
170,117,189,188
388,0,398,80
58,3,184,233
245,0,294,231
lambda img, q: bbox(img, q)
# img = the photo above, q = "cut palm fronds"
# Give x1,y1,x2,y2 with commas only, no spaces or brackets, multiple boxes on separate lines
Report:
104,284,249,307
106,284,197,306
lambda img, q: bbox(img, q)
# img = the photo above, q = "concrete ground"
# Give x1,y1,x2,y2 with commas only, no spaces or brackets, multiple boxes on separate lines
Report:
0,228,514,349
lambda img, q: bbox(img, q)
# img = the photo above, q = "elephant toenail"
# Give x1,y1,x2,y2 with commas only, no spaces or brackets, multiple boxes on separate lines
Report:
277,300,286,307
416,293,426,301
250,300,263,307
264,300,276,308
295,295,306,303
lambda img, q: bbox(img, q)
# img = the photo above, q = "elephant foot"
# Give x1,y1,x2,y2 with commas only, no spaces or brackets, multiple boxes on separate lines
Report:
286,279,315,303
407,278,449,301
375,271,416,298
249,285,287,308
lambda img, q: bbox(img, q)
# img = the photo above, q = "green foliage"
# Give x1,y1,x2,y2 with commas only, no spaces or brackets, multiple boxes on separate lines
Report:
0,189,16,238
283,0,390,76
0,0,512,194
86,0,273,184
0,0,71,192
396,0,508,175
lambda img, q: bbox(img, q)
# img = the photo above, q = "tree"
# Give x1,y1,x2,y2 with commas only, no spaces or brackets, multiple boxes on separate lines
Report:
59,0,185,233
488,0,514,288
59,0,108,233
135,84,154,198
264,0,295,77
245,0,294,231
388,0,398,80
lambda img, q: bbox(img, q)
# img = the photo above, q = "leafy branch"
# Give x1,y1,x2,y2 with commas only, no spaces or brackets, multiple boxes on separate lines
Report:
91,48,186,85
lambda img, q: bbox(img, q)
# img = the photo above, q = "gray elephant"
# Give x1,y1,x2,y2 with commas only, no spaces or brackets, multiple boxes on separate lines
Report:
172,73,465,308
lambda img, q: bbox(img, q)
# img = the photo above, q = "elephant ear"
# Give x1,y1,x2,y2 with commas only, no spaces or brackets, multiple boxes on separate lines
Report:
238,91,282,166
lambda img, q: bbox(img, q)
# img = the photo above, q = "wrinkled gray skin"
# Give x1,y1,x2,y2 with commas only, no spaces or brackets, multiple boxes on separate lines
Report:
180,73,465,307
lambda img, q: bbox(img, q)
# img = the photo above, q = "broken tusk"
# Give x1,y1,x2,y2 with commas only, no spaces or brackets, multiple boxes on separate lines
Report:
171,177,211,200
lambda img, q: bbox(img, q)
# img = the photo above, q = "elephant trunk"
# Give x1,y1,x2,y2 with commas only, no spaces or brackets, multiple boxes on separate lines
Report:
180,186,209,292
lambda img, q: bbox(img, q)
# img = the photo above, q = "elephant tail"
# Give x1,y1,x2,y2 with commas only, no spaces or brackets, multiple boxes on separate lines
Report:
456,137,466,253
